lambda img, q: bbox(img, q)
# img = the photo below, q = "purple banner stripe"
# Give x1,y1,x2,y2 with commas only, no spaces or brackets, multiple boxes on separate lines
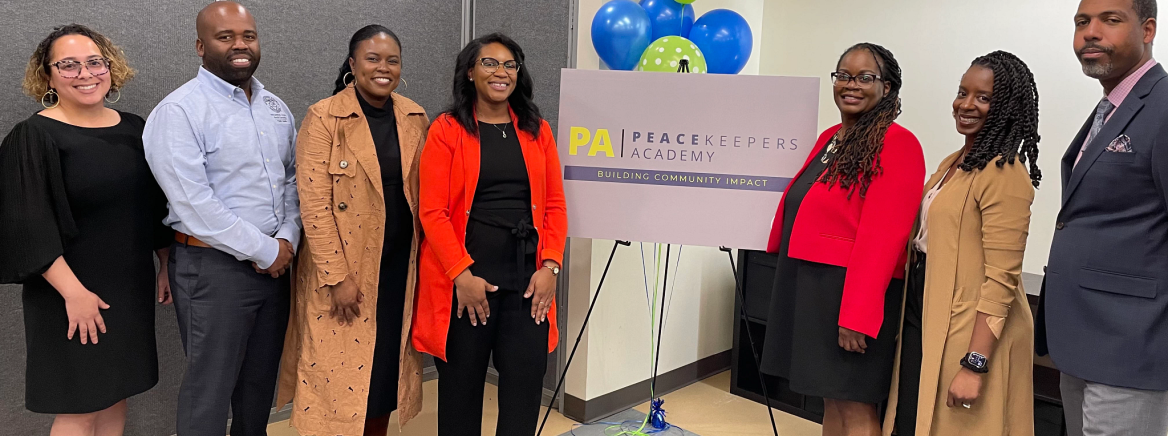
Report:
563,166,790,192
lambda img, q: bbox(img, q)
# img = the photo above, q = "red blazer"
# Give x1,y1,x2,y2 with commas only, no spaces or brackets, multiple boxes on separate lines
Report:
766,123,924,338
411,110,568,362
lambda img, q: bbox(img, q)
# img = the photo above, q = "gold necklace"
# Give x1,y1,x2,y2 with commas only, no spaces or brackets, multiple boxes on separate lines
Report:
821,135,840,164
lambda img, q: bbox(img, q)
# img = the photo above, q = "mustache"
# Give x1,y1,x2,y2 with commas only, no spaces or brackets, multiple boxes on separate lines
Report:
1078,43,1114,58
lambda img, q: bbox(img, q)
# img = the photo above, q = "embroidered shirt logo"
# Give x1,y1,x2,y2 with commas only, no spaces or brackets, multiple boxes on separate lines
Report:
264,96,290,123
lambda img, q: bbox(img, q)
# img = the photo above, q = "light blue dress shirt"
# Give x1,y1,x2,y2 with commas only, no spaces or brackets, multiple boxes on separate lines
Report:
143,67,301,269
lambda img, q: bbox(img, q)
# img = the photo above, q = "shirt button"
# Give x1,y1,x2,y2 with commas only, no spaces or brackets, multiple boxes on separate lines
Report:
266,159,270,163
339,160,349,169
465,211,470,216
272,184,277,188
338,202,348,211
1056,222,1066,230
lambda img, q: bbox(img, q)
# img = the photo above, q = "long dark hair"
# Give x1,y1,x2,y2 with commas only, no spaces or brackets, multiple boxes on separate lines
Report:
444,32,543,138
961,51,1042,187
333,25,401,95
819,42,903,197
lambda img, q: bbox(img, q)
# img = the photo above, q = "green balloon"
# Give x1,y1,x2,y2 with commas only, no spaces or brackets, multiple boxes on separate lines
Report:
636,36,708,73
676,0,696,3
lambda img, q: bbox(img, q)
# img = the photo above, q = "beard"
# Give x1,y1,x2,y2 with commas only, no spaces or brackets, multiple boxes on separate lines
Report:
205,50,260,86
1078,44,1114,79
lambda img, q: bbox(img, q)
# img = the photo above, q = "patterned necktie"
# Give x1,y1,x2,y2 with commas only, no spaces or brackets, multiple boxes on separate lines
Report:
1076,97,1115,168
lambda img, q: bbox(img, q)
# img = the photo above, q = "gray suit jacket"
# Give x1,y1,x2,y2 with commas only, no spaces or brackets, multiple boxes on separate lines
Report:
1037,64,1168,390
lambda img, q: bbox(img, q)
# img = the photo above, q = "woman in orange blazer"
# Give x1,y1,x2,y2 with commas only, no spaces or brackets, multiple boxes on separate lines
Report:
759,42,925,436
412,32,567,436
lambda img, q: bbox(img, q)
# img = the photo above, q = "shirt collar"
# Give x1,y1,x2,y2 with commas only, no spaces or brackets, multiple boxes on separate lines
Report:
1106,58,1158,108
196,66,265,101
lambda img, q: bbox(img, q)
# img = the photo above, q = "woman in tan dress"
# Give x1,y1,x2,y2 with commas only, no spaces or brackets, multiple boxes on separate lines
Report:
885,51,1040,436
275,25,428,435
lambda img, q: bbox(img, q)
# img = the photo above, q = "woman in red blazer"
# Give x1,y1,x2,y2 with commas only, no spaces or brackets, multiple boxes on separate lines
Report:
412,33,567,436
759,42,925,436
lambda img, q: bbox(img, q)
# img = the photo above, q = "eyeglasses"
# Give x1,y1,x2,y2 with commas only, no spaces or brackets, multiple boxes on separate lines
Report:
50,58,111,79
830,72,882,87
479,57,520,75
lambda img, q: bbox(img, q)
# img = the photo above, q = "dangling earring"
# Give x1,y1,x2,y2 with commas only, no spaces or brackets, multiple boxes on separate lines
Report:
343,72,355,87
105,88,121,105
41,88,58,109
398,77,408,93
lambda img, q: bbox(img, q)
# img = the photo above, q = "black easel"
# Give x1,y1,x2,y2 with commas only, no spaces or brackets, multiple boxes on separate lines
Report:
535,242,779,436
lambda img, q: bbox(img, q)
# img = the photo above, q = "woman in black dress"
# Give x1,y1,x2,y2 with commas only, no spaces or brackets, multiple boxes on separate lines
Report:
279,25,429,435
759,43,925,436
0,24,170,436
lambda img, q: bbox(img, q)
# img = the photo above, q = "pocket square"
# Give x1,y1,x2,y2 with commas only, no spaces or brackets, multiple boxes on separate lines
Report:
1106,134,1134,153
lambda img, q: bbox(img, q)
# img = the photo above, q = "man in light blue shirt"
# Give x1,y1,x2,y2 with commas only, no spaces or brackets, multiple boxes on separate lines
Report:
142,3,299,435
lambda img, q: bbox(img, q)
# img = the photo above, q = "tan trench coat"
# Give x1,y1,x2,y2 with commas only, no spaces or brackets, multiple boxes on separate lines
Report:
883,152,1035,436
276,87,428,435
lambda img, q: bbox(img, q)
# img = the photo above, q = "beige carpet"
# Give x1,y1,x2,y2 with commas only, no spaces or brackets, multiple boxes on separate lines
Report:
267,371,821,436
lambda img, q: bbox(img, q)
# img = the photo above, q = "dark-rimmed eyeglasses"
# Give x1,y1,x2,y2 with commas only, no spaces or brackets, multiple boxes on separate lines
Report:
479,57,520,75
50,58,111,79
830,72,882,87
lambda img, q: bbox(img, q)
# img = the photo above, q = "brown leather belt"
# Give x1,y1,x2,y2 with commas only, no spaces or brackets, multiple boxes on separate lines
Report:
175,231,213,248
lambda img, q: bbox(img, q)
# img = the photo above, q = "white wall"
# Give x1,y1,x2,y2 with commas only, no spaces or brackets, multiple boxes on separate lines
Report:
761,0,1168,275
566,0,765,402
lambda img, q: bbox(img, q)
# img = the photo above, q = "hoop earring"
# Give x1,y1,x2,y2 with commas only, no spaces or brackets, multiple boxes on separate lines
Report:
41,89,58,109
105,88,121,105
343,72,355,87
398,77,408,93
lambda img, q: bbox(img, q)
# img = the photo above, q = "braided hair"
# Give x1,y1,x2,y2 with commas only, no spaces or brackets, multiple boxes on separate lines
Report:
819,43,903,197
960,51,1042,187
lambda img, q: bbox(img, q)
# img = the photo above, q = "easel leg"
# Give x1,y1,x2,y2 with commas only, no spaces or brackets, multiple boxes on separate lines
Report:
536,240,631,436
721,247,780,436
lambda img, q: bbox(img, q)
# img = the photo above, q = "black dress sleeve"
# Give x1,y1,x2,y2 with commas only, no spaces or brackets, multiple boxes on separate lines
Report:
0,120,78,283
123,112,173,251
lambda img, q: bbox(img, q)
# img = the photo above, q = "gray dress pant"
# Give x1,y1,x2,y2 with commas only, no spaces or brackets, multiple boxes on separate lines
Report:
1061,373,1168,436
169,243,290,436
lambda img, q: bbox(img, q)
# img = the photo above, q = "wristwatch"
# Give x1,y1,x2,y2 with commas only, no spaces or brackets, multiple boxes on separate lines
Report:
543,264,560,276
960,352,989,374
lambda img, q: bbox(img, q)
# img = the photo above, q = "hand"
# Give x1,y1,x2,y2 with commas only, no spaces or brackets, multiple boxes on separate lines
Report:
329,277,363,326
254,239,294,278
947,368,983,409
525,266,557,325
63,289,110,344
838,327,868,353
157,264,172,305
454,270,497,327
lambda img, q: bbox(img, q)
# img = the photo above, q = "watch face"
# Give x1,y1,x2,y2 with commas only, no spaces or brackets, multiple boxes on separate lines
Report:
969,353,987,368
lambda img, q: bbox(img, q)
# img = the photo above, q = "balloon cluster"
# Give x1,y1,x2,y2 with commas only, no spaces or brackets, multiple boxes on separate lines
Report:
591,0,753,74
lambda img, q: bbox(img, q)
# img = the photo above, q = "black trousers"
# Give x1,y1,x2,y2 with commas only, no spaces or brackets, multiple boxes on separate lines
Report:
169,243,290,436
895,251,926,436
435,289,550,436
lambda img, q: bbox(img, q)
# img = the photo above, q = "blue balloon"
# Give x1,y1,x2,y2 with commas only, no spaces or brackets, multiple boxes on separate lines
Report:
689,9,754,74
591,0,653,71
640,0,697,40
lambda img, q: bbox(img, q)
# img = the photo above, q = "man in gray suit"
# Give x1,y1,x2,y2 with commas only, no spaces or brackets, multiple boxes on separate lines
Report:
1038,0,1168,434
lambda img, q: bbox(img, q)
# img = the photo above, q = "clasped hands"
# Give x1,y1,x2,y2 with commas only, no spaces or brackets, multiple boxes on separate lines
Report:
252,238,294,278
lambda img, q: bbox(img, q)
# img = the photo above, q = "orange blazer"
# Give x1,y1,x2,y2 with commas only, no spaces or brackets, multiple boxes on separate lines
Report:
411,110,568,361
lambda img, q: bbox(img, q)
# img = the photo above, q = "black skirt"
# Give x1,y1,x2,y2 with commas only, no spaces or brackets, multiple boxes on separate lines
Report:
758,143,904,404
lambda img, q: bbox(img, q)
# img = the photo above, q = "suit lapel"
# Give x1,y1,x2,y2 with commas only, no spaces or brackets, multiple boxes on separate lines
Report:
330,89,384,200
1064,65,1167,205
1062,115,1092,190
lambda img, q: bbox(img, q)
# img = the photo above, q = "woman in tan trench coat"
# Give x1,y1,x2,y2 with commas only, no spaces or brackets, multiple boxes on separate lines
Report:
275,26,428,435
885,51,1040,436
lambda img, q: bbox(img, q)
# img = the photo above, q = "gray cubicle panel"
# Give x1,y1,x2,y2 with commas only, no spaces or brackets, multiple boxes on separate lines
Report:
0,1,462,434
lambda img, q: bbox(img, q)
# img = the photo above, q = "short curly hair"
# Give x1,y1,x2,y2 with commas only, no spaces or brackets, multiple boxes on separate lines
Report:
22,24,135,101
